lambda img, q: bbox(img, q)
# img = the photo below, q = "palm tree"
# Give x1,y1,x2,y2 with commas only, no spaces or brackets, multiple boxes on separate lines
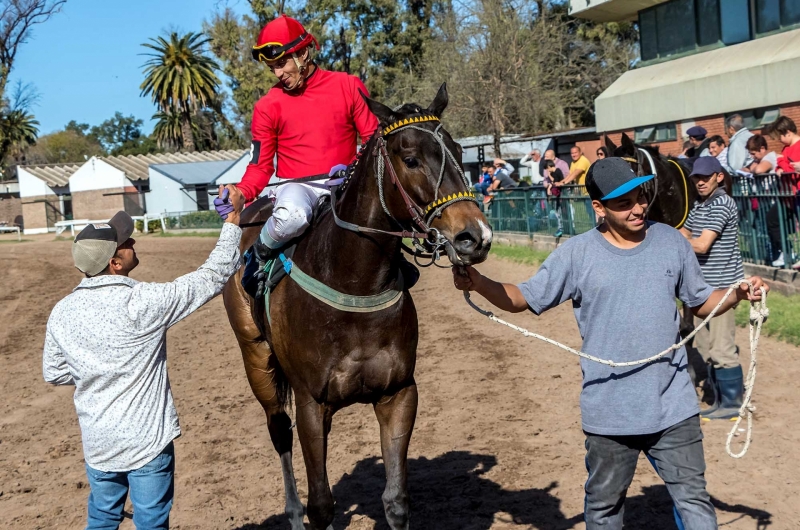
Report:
0,108,38,168
140,32,220,152
151,110,184,151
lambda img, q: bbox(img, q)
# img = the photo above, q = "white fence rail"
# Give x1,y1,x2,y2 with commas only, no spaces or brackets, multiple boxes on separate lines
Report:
54,214,167,237
0,225,21,240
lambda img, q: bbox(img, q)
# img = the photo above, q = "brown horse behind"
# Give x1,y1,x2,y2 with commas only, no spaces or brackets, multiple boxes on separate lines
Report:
222,85,491,530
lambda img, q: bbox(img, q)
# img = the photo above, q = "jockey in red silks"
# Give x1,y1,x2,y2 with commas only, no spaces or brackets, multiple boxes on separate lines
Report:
214,14,378,253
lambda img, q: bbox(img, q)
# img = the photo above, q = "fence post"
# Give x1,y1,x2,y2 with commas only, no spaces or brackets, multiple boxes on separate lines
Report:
524,190,531,238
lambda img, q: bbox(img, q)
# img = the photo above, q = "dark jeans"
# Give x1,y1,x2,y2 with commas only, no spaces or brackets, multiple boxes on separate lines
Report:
766,200,798,261
584,415,716,530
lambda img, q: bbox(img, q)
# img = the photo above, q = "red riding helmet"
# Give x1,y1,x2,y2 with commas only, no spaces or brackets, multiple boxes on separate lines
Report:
252,14,319,63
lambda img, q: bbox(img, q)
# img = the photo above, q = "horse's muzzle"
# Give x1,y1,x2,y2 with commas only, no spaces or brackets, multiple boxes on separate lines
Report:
445,222,492,266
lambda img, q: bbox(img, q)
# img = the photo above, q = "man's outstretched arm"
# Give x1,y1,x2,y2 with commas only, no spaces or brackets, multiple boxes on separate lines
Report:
692,277,768,318
452,266,529,313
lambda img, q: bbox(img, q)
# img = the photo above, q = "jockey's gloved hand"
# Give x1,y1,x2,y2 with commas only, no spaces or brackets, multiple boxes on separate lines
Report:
214,188,235,220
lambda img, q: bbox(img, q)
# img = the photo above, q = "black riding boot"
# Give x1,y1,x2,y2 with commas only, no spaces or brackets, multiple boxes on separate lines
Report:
700,365,720,415
702,365,744,420
241,240,281,299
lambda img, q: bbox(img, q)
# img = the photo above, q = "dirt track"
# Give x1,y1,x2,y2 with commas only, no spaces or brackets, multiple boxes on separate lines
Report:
1,234,797,529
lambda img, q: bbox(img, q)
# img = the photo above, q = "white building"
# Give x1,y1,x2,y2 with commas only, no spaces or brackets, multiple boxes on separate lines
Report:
17,163,79,234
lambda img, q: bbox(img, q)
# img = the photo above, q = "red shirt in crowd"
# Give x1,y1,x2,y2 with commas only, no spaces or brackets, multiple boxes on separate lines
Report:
236,67,379,201
776,139,800,193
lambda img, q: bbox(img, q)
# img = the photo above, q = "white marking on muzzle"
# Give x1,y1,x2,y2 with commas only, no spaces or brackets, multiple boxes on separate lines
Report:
478,220,493,246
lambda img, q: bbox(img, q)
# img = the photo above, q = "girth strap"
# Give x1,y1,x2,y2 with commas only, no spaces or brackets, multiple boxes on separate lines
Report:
275,253,404,313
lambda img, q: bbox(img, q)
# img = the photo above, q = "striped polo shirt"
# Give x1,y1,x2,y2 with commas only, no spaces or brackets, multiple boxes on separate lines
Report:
684,188,744,288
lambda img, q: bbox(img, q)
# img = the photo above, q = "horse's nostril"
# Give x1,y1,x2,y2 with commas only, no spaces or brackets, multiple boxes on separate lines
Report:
454,229,480,252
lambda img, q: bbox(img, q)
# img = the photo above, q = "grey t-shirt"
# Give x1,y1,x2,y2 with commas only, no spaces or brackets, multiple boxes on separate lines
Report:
518,223,714,435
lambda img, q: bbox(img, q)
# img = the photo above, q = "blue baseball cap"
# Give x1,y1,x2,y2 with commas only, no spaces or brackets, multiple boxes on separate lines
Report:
686,126,707,138
690,156,724,177
586,157,655,201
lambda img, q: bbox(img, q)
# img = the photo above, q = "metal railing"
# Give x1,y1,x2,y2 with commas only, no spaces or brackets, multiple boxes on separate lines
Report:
484,174,800,270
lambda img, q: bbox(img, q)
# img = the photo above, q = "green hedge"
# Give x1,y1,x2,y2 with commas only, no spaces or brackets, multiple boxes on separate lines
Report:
166,211,223,229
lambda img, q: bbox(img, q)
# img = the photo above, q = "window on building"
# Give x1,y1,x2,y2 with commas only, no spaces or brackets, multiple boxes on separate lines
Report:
634,124,678,144
725,107,780,130
757,0,782,33
638,0,800,61
720,0,752,43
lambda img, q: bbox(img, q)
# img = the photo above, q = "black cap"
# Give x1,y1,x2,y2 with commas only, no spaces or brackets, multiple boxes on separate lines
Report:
586,157,655,201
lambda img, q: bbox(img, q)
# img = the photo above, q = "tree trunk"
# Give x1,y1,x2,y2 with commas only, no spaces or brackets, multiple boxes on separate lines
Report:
180,110,195,152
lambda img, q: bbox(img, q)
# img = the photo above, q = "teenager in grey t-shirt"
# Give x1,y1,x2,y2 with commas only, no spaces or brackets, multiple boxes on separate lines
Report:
453,157,768,529
517,222,711,435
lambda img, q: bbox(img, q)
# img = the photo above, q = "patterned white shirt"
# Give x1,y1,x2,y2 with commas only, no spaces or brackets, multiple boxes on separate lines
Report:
43,224,242,472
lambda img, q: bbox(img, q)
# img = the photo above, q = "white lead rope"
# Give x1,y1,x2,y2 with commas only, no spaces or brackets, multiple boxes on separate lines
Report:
463,280,769,458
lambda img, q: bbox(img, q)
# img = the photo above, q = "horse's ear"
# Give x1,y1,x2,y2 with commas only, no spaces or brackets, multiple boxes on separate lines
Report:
620,132,635,152
604,135,617,152
360,89,397,126
427,83,448,117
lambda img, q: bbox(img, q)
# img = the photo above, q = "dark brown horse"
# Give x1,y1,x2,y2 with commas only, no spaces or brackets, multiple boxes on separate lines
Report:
606,132,733,229
222,85,491,530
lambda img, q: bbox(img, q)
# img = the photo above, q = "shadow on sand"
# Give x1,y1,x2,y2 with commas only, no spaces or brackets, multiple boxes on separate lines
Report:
235,451,771,529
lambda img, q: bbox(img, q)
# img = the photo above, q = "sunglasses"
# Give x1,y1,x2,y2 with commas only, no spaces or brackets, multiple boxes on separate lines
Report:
252,33,308,63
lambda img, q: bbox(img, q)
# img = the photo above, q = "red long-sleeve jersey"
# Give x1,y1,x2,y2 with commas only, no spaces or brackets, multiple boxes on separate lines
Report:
237,68,379,201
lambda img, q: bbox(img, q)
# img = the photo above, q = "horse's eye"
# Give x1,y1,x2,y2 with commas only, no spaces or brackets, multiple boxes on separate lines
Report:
403,157,419,169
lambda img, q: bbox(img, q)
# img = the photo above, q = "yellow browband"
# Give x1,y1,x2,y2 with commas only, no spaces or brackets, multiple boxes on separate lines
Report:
382,115,440,136
424,191,477,214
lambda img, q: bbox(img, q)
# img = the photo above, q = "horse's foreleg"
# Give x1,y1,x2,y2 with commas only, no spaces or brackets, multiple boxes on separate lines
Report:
295,393,334,530
374,382,418,530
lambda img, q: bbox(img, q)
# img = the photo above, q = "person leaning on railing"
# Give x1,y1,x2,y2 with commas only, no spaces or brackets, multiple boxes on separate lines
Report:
763,116,800,269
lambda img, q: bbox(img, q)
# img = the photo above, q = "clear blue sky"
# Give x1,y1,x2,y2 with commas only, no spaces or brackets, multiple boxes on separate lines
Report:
11,0,249,135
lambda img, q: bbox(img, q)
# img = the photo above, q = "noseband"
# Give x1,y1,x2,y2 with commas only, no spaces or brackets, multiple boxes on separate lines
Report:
331,114,478,261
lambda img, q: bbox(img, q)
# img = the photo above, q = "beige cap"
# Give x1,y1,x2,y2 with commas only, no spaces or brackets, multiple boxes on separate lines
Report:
72,212,134,276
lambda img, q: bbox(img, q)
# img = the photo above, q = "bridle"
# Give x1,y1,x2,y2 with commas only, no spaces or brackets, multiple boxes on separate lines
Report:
621,147,659,217
331,113,478,266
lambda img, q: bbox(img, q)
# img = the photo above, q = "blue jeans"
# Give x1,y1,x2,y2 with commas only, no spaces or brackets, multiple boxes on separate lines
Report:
474,181,492,196
84,442,175,530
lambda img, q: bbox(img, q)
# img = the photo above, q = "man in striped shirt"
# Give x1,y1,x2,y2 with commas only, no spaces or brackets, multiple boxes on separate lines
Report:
681,156,745,420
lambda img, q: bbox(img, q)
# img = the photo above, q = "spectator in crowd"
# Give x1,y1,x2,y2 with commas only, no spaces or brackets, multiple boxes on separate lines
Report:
678,140,693,159
543,159,564,237
743,135,777,174
686,126,711,157
596,146,609,160
743,134,785,267
520,149,544,185
707,135,729,170
493,158,516,182
680,157,745,420
556,146,594,225
474,163,494,196
767,116,800,175
556,146,591,188
725,114,754,172
43,187,245,530
765,116,800,269
488,162,518,192
544,149,570,179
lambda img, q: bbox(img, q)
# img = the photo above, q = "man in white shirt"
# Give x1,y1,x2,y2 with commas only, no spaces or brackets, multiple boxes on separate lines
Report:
725,114,753,172
43,185,244,529
520,149,544,184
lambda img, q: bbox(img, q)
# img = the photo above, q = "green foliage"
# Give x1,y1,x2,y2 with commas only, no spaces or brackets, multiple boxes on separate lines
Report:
89,112,159,156
736,291,800,346
166,210,223,229
490,243,552,267
25,129,104,164
134,219,164,233
156,230,222,237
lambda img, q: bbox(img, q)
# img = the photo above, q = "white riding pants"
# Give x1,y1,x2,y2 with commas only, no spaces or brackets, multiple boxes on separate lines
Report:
259,181,330,249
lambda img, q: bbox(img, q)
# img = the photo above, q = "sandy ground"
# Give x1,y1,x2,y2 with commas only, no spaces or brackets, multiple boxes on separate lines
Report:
0,234,797,529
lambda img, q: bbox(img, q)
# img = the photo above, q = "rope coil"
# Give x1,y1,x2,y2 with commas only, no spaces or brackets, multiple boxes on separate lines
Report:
464,280,768,458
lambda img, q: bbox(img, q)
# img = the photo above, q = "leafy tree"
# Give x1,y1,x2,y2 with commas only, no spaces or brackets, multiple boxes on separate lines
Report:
140,32,222,152
0,80,39,169
88,111,159,156
152,110,183,150
24,128,104,164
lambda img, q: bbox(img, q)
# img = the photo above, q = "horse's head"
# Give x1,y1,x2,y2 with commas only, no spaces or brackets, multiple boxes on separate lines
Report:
362,84,491,266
